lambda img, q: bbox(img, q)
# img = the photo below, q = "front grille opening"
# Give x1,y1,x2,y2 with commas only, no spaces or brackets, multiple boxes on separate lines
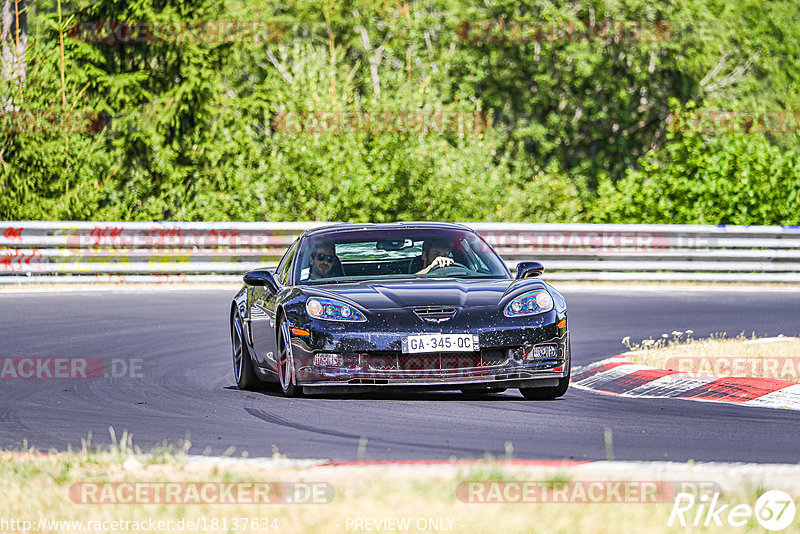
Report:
360,349,515,372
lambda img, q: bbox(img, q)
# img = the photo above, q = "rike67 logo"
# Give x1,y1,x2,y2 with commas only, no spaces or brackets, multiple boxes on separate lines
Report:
669,490,796,531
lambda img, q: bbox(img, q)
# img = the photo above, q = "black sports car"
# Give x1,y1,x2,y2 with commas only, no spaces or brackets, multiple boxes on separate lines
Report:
230,222,570,399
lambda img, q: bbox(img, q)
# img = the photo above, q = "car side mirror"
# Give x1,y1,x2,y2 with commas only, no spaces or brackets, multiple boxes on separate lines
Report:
516,261,544,279
243,270,279,292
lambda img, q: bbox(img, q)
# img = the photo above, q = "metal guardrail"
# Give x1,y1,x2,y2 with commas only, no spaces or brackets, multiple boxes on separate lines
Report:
2,221,800,283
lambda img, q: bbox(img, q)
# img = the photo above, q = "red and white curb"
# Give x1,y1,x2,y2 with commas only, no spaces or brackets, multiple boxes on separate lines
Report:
571,355,800,411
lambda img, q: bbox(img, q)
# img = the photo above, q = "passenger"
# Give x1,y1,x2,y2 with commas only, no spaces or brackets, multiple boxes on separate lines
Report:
308,244,338,280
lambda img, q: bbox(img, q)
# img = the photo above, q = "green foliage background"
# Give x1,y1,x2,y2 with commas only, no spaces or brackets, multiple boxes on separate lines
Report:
1,0,798,223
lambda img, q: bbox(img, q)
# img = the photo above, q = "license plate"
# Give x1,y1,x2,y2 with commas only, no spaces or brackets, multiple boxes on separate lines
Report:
314,353,343,367
531,344,558,360
402,334,479,354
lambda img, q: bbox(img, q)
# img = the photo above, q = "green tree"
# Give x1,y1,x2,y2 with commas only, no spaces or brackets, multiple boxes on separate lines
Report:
591,106,800,224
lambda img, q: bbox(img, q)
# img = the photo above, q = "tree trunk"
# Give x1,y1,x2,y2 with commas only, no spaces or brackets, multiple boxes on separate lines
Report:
2,0,28,108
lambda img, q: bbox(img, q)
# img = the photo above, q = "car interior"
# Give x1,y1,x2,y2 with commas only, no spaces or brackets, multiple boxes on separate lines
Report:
298,237,485,281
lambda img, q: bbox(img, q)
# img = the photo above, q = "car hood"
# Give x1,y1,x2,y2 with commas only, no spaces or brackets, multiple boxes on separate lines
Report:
306,278,547,309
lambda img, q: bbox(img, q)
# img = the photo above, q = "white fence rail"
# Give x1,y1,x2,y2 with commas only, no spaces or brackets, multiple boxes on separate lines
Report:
2,221,800,283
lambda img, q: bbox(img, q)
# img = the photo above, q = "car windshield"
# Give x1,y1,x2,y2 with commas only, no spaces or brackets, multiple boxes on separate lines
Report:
295,228,509,285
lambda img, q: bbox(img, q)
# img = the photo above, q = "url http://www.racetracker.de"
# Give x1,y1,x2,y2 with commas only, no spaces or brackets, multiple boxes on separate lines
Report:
0,516,280,533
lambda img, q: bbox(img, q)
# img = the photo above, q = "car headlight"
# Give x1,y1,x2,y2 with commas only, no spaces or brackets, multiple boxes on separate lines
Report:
504,290,554,317
306,298,365,322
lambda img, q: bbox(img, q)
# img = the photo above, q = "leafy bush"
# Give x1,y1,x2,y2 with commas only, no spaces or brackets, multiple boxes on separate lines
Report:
591,104,800,224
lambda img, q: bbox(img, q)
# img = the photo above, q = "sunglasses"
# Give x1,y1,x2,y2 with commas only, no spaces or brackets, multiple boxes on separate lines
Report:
314,253,336,262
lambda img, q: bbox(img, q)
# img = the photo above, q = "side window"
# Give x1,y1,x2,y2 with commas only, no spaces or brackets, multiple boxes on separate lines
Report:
276,239,299,285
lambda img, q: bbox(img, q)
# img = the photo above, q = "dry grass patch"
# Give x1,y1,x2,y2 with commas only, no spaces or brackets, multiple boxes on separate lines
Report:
2,440,800,534
623,332,800,381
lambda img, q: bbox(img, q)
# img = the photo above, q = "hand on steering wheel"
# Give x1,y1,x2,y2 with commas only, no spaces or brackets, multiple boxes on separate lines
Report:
426,257,466,272
429,256,454,270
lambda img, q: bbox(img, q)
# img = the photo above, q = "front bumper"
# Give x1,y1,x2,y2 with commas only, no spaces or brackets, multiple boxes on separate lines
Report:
289,312,569,390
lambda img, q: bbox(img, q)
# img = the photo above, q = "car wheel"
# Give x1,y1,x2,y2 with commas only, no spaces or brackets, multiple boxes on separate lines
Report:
232,312,261,390
519,339,571,400
277,319,302,397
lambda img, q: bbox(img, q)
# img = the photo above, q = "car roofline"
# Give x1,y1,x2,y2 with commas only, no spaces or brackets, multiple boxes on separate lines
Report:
302,221,472,238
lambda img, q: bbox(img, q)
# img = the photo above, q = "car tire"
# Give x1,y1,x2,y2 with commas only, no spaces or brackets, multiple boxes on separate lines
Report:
232,312,262,391
519,339,571,400
277,319,302,397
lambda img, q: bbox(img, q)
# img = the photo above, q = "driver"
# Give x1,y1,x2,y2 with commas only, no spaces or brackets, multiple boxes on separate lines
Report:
308,243,338,280
415,238,453,274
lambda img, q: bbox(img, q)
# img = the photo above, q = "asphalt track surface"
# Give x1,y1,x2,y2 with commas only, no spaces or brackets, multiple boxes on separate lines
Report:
1,287,799,463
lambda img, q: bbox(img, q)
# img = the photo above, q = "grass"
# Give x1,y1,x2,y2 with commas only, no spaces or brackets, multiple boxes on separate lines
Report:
623,332,800,381
2,434,800,533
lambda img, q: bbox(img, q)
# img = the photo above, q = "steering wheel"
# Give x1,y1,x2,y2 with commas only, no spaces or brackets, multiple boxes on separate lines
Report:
428,260,467,272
